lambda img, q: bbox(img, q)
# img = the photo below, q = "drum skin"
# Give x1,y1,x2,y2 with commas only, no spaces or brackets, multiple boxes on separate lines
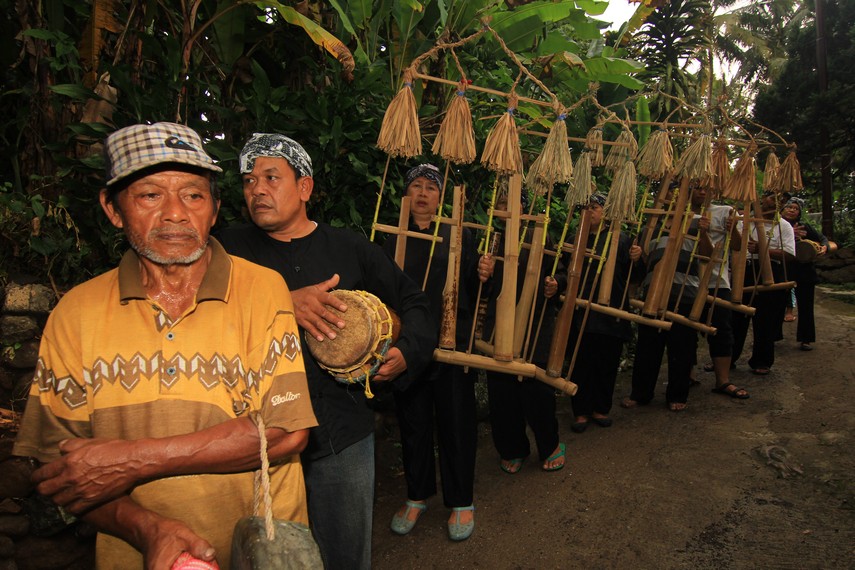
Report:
304,289,400,384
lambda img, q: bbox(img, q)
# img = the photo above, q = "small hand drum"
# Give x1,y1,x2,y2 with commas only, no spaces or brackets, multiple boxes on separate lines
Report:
304,290,400,395
795,239,822,263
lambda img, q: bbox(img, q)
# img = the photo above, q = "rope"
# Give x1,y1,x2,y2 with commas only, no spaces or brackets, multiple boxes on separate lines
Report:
252,414,275,541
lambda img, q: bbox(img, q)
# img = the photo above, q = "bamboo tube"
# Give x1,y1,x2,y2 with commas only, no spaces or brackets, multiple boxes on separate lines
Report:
639,171,675,254
629,299,717,335
742,281,796,293
689,237,725,321
596,224,622,305
432,81,477,164
494,174,523,361
481,94,523,175
513,223,545,356
636,128,673,179
575,298,671,330
641,176,690,318
434,349,578,395
751,197,775,286
546,208,592,377
730,204,750,302
674,133,712,182
376,70,421,158
393,196,412,269
372,223,445,244
439,186,464,349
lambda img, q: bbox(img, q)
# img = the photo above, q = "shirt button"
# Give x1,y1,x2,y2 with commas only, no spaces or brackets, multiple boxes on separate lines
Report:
166,367,176,375
166,332,175,340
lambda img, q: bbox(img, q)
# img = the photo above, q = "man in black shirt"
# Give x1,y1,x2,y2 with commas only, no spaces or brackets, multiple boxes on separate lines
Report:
218,133,434,569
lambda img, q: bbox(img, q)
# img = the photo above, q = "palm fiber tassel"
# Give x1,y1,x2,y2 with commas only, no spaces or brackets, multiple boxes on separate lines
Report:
777,150,804,193
605,127,638,175
674,133,712,182
377,69,422,158
586,125,605,167
566,150,592,206
723,145,758,202
527,107,573,189
603,161,638,223
763,151,780,192
432,81,476,164
481,93,523,176
708,138,730,197
635,128,672,179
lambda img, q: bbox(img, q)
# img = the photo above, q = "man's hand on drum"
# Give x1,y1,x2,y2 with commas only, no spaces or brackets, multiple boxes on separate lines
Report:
373,347,406,382
478,254,495,283
291,273,347,341
543,276,558,298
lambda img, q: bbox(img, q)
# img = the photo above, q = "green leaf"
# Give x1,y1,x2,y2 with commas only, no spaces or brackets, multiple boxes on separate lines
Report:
31,196,45,218
49,84,98,100
22,28,58,41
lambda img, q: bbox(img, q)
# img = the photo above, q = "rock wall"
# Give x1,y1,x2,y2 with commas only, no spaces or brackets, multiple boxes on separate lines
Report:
0,283,95,570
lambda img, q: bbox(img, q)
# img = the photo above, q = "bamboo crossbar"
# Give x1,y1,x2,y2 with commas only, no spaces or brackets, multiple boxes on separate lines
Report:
742,281,796,293
412,71,552,110
573,298,672,330
628,299,717,335
438,348,578,395
373,223,445,244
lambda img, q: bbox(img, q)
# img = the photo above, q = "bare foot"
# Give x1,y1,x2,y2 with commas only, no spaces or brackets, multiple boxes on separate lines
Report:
620,397,639,409
668,402,688,412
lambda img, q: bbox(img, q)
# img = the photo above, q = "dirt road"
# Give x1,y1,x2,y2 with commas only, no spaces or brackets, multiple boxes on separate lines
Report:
372,292,855,569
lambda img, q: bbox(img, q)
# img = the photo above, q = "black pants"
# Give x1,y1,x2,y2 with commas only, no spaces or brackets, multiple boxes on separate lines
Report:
571,331,624,417
794,280,816,343
703,288,734,358
630,304,698,405
487,370,558,462
732,265,788,369
393,361,476,508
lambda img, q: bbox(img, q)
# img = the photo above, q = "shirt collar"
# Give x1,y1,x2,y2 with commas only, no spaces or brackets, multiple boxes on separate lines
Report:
118,238,232,303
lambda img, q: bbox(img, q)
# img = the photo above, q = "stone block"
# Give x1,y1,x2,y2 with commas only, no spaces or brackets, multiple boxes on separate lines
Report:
0,317,39,346
2,284,55,315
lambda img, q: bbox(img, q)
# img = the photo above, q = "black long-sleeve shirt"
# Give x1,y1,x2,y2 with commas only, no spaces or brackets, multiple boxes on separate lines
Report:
218,222,435,460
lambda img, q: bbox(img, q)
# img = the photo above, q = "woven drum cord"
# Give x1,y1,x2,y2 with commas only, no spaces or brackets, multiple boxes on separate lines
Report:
252,414,275,541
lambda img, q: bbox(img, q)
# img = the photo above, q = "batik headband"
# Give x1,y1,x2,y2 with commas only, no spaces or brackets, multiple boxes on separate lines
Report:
239,133,313,178
405,164,443,190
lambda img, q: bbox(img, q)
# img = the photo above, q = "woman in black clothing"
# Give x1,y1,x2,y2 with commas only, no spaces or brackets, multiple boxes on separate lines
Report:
780,197,830,351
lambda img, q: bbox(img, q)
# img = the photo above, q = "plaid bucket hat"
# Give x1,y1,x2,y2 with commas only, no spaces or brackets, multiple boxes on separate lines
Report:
104,122,222,187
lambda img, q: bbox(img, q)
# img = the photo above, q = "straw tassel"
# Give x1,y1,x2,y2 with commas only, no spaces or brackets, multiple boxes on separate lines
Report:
763,151,780,192
432,81,477,164
674,133,713,182
481,93,523,176
527,106,573,189
585,126,605,167
635,128,672,179
605,128,638,174
708,138,730,197
566,150,592,206
603,161,638,223
777,150,804,193
724,145,758,202
376,69,422,158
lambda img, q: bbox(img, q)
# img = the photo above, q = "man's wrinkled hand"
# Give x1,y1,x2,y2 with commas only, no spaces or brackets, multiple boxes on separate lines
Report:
543,276,558,298
478,255,495,283
291,274,348,341
373,347,407,382
32,438,142,514
143,517,217,570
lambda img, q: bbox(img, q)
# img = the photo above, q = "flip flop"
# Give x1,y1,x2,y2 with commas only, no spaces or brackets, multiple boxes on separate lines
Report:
542,443,566,472
500,457,525,474
711,382,750,399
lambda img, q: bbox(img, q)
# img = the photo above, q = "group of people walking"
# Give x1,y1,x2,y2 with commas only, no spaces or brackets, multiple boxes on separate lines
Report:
11,122,830,570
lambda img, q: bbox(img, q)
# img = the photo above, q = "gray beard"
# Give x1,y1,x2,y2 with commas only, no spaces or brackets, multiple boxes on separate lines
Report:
127,230,208,266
